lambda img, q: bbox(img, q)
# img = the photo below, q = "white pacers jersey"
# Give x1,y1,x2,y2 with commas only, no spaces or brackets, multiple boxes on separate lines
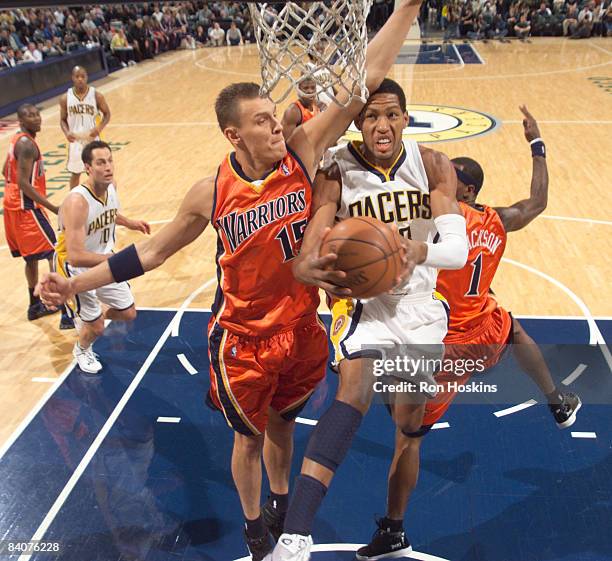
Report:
332,139,438,296
57,184,119,258
67,86,98,138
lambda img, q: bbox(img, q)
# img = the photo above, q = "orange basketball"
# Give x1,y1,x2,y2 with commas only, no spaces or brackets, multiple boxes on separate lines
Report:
320,216,404,299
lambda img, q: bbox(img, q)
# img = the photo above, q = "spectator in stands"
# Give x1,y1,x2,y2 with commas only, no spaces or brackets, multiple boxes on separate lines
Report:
460,3,476,36
533,1,553,35
41,38,62,57
195,24,208,46
605,2,612,36
226,21,243,46
2,48,18,68
571,2,594,36
563,1,580,34
22,41,43,63
443,1,460,40
209,22,225,46
493,12,511,39
591,0,606,35
514,12,532,40
111,27,135,66
129,18,152,60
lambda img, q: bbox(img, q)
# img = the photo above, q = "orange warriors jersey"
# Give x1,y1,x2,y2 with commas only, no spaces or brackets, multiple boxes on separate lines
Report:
210,149,319,337
2,132,47,211
437,202,507,338
295,100,320,124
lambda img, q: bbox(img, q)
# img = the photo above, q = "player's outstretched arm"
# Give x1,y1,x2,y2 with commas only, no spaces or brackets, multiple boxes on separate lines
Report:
289,0,424,178
37,177,214,307
59,94,76,142
412,146,468,270
292,164,350,296
495,105,548,232
116,213,151,234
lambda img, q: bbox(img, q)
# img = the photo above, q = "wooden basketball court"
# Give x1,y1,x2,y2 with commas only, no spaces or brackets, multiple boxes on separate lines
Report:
1,38,610,448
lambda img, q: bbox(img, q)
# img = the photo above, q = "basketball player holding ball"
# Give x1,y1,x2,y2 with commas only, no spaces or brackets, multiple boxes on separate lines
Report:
272,78,469,560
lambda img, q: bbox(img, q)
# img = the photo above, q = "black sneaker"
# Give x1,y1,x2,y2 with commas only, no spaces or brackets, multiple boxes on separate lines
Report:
356,518,412,560
261,497,286,542
59,314,75,330
27,302,59,321
244,529,273,561
550,392,582,429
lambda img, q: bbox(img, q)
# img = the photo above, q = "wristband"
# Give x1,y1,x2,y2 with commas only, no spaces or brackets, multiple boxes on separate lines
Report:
108,244,145,283
530,138,545,158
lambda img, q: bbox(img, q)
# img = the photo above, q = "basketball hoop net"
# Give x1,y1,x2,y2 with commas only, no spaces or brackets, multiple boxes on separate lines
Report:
248,1,373,107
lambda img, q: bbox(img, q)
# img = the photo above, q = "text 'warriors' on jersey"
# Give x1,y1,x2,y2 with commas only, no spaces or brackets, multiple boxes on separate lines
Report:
211,149,319,337
437,202,507,336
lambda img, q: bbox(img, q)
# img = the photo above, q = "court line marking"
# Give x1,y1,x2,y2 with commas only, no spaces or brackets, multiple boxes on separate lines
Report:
31,377,59,383
503,120,612,125
157,416,181,423
562,364,588,386
589,42,612,56
177,353,198,375
501,257,612,370
431,421,450,429
170,277,217,337
452,43,465,69
571,431,597,439
234,545,450,561
494,399,537,417
539,215,612,226
17,277,216,560
470,43,486,64
0,359,77,461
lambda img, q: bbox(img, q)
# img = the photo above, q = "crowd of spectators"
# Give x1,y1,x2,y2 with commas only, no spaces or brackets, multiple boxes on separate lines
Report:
0,2,254,72
1,0,609,72
422,0,612,40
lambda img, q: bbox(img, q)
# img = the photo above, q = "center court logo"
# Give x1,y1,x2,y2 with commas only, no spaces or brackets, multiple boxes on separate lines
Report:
234,545,451,560
342,104,498,143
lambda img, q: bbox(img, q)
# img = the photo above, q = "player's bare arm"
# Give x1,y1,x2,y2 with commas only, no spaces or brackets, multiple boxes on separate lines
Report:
288,0,424,179
59,94,76,142
292,163,350,295
92,91,111,138
495,106,548,232
409,145,468,269
15,137,59,214
116,213,151,234
281,103,302,141
37,176,214,307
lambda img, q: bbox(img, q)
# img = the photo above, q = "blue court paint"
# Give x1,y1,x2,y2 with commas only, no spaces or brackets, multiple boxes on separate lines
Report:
1,311,609,561
395,43,483,65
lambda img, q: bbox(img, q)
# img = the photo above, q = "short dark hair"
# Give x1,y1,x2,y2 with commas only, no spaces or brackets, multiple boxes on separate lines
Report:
367,78,407,113
17,103,37,119
82,140,112,165
452,157,485,194
215,82,263,131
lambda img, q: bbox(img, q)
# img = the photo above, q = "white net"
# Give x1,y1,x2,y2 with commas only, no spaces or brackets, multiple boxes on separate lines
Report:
248,1,373,107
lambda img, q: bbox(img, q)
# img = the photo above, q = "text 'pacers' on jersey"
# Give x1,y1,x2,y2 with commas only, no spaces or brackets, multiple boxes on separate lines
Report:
211,148,319,337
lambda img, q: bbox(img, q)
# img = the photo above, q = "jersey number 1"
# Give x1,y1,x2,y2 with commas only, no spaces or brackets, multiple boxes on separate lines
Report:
276,219,308,262
465,252,483,296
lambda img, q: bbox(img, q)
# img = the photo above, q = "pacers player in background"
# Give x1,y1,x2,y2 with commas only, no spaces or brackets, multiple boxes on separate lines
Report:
60,66,111,190
36,3,424,558
55,141,149,373
356,106,581,559
2,104,69,324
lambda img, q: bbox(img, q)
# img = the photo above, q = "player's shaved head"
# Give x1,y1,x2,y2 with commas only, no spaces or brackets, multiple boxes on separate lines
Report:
17,104,38,119
72,65,87,76
215,82,263,131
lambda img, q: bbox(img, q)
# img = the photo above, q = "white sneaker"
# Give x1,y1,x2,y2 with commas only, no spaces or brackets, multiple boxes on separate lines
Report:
265,534,313,561
73,343,102,374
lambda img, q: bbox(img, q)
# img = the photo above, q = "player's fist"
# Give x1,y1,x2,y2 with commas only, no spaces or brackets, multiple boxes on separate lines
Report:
519,105,541,143
129,219,151,234
35,273,73,309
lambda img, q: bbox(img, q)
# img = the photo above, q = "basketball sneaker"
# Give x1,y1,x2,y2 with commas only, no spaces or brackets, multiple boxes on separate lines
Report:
27,302,58,321
261,496,286,542
245,529,274,561
264,533,313,561
73,342,102,374
550,392,582,429
59,314,75,330
356,518,412,560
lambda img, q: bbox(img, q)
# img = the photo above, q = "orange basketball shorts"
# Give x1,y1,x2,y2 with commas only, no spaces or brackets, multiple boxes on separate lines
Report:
207,316,328,436
4,207,56,261
422,305,513,427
